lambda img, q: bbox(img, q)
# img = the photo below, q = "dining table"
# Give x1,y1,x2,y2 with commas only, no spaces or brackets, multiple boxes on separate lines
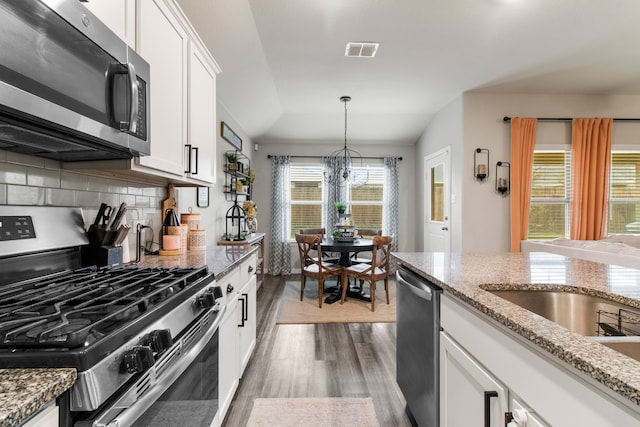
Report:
320,237,374,304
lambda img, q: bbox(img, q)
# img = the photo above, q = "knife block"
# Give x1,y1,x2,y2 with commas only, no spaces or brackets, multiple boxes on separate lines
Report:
82,245,123,268
84,224,123,267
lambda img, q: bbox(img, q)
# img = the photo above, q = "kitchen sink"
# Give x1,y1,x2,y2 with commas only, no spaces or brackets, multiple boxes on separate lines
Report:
590,337,640,362
485,289,640,337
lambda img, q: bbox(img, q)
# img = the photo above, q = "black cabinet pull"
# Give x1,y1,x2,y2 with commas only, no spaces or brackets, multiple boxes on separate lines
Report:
238,294,246,327
184,144,192,173
192,146,199,175
242,292,249,322
484,391,498,427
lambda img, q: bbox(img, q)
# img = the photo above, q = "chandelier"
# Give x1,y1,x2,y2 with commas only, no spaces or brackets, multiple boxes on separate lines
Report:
324,96,368,186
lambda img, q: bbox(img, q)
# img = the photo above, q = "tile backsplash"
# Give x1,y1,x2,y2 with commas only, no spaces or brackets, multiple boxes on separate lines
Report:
0,150,168,260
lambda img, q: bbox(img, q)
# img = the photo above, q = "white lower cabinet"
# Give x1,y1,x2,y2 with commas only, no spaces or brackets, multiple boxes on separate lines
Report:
217,255,257,424
218,293,240,424
21,403,58,427
441,293,640,426
440,332,508,427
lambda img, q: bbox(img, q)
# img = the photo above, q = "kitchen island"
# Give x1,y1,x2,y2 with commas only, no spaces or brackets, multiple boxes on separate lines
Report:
393,251,640,426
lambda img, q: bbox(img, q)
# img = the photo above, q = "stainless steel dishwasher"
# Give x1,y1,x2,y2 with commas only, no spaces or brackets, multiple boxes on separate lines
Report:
396,265,442,427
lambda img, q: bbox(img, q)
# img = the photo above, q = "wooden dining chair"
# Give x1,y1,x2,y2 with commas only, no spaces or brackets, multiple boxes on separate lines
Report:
341,235,393,311
300,227,340,264
295,233,344,308
351,228,382,264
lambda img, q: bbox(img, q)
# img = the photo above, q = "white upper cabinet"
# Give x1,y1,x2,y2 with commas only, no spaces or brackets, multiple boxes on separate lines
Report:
186,39,217,184
82,0,136,47
135,0,188,178
74,0,220,185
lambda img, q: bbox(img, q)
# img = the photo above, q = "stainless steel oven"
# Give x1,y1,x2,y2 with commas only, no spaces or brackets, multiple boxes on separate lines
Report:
0,206,223,427
79,306,223,427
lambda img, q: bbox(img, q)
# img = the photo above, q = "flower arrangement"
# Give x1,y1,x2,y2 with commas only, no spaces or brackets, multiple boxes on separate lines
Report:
243,200,257,217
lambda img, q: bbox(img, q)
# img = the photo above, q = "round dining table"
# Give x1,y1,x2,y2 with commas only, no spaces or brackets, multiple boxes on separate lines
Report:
320,237,374,304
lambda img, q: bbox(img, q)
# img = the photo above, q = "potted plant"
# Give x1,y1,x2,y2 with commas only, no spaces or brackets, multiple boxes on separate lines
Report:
335,201,347,214
226,152,238,171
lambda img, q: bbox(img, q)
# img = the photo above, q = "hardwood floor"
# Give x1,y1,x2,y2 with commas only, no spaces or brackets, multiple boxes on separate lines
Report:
221,274,414,426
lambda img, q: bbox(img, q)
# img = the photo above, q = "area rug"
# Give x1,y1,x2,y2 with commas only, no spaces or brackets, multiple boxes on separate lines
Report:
246,397,380,427
276,278,396,324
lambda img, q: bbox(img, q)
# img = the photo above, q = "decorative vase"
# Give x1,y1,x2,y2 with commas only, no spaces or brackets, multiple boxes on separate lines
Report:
247,216,257,233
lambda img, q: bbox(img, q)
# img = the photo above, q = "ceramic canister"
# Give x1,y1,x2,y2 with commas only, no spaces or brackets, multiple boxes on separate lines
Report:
181,212,201,231
188,229,206,250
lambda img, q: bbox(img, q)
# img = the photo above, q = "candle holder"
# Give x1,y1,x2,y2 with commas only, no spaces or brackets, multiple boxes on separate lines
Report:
474,148,489,181
496,161,511,196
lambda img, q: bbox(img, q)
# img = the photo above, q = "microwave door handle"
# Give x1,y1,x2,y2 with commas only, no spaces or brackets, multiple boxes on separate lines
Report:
126,62,139,134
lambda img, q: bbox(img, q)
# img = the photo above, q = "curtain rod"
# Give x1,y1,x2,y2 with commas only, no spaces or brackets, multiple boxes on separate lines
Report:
503,116,640,123
267,154,402,160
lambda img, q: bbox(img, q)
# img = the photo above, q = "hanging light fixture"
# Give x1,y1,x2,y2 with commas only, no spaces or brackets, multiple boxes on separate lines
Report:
324,96,368,186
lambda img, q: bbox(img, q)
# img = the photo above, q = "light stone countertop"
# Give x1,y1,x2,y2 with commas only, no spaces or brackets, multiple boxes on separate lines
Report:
392,251,640,408
0,245,256,427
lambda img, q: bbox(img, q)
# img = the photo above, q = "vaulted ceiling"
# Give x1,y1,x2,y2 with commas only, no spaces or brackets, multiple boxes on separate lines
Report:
177,0,640,146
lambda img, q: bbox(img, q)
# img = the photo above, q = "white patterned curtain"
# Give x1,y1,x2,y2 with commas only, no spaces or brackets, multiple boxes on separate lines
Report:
384,157,400,272
269,156,291,275
322,156,347,231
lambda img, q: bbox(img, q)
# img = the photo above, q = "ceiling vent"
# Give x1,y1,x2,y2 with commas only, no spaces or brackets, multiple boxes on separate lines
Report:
345,42,379,58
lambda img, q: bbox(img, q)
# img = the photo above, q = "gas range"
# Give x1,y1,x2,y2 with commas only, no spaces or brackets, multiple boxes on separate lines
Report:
0,206,223,424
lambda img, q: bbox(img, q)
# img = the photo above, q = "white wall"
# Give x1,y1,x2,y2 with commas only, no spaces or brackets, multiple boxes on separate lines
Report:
253,141,416,273
415,92,640,254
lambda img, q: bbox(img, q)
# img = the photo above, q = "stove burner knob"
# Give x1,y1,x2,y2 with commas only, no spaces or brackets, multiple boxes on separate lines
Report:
196,289,216,308
213,285,223,299
147,329,173,353
226,284,234,294
123,346,155,374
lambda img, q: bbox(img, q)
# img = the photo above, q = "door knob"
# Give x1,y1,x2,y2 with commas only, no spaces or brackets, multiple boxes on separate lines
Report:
441,227,448,231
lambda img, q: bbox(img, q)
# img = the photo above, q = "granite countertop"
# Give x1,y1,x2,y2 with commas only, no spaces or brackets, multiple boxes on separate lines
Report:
136,243,258,278
392,251,640,408
0,245,256,427
0,368,75,427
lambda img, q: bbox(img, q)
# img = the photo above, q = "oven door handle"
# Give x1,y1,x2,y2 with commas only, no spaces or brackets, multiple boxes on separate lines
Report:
91,304,226,427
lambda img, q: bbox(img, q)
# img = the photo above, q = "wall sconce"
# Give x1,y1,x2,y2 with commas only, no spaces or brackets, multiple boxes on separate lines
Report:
474,148,489,181
496,161,510,196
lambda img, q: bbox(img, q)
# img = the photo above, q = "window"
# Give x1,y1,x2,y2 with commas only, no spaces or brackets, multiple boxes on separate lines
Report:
528,151,571,239
288,163,385,239
289,165,324,239
528,150,640,238
348,166,384,230
609,152,640,234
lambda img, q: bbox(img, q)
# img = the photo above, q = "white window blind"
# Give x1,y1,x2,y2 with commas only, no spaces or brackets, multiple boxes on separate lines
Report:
609,152,640,234
528,151,571,239
349,166,384,230
290,165,324,239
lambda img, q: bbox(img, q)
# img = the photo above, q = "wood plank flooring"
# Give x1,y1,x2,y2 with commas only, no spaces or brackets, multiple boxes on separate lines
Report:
221,275,413,426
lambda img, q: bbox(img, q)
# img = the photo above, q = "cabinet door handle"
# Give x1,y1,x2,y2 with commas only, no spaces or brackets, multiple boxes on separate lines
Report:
484,391,498,427
238,294,246,327
242,292,249,322
184,144,192,174
192,146,198,175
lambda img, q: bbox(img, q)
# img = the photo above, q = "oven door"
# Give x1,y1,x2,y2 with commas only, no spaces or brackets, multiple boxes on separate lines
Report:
78,305,225,427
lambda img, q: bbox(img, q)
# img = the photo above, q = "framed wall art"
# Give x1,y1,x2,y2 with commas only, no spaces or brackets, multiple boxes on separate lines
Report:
221,121,242,150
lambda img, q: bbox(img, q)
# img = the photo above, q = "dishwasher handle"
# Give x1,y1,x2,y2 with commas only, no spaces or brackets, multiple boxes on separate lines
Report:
396,269,435,301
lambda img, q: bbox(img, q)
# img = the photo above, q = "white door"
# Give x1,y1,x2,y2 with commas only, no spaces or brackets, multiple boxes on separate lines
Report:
424,147,451,252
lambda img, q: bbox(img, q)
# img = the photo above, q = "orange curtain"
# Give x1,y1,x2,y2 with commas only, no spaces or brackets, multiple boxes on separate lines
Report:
570,118,612,240
510,118,538,252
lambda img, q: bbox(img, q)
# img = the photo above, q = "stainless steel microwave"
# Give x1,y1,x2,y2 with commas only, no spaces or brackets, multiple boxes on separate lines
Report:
0,0,150,161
